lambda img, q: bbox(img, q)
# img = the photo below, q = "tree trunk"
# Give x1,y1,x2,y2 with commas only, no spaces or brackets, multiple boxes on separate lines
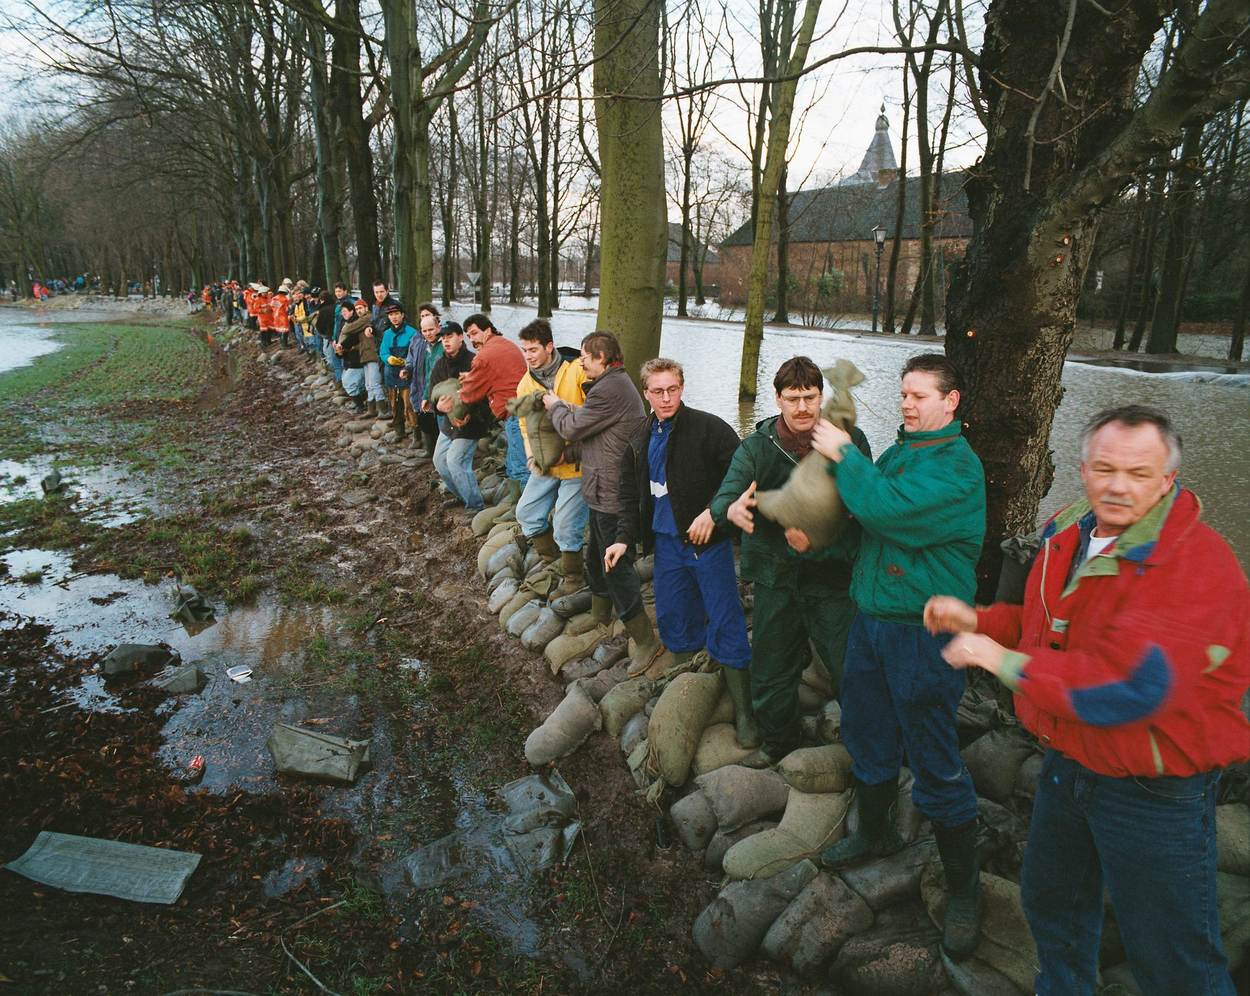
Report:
774,159,790,323
441,110,458,308
1147,124,1203,354
884,69,911,335
1127,167,1166,351
1112,181,1147,349
738,0,821,401
593,0,667,386
677,149,693,318
476,74,492,313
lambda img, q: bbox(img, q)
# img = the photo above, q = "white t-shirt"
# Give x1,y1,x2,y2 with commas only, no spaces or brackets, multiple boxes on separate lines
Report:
1084,533,1117,562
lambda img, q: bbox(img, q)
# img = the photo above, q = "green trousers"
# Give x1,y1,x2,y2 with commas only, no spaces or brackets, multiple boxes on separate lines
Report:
750,583,856,756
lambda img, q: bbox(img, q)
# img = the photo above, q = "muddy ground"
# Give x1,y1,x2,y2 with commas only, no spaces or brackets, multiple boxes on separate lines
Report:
0,315,783,995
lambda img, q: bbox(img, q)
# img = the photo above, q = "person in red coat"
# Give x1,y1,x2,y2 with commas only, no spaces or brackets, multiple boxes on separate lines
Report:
926,404,1249,996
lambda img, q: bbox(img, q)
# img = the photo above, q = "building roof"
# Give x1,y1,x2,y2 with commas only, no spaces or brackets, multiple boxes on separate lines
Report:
666,221,719,264
720,171,972,248
838,105,898,187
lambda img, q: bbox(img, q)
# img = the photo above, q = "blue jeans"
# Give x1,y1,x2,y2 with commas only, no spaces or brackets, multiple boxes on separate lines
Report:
1022,751,1233,996
515,474,588,551
840,612,977,828
503,415,531,486
363,361,384,401
433,434,484,510
341,367,364,396
653,534,750,668
328,344,343,382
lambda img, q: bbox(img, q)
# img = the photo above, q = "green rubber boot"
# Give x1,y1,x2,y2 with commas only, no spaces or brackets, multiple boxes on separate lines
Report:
623,612,663,677
590,594,613,627
721,665,761,749
528,529,559,565
935,820,982,961
819,777,906,870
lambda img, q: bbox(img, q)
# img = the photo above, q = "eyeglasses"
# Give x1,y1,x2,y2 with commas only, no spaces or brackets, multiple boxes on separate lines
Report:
646,386,682,398
778,393,821,408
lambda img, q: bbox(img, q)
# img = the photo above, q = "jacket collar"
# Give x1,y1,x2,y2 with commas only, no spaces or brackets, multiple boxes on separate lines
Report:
896,419,962,448
1043,481,1195,567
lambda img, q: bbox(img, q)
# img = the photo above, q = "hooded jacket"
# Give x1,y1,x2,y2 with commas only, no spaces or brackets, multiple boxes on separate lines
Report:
977,485,1250,779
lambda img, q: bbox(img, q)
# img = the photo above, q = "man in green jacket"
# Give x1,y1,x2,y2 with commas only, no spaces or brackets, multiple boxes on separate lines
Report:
811,352,986,963
710,356,871,766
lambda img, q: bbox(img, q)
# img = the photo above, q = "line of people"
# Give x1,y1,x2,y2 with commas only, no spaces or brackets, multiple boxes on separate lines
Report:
225,286,1248,994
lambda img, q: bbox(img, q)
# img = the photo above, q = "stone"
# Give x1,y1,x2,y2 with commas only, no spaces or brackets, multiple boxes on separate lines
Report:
343,419,372,433
341,489,372,509
762,872,874,974
840,839,939,912
692,860,819,969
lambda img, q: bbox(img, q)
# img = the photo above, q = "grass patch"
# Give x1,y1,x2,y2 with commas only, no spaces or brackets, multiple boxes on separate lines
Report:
18,568,43,584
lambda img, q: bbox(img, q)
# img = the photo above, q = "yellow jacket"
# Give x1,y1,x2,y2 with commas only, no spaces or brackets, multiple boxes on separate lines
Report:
516,358,587,480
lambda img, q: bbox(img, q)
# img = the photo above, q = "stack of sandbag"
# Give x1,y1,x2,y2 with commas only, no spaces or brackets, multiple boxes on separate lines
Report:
753,359,864,549
643,672,724,789
506,391,567,473
524,683,602,766
693,860,819,969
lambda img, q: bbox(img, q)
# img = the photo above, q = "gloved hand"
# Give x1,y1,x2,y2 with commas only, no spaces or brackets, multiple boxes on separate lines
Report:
386,355,404,366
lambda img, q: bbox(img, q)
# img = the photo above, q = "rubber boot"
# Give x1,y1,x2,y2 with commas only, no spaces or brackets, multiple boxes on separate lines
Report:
376,396,392,419
366,400,378,418
422,427,439,459
504,478,523,506
551,549,587,599
352,393,366,414
624,612,663,677
529,529,560,565
934,820,982,961
591,594,613,627
721,665,761,749
819,777,906,870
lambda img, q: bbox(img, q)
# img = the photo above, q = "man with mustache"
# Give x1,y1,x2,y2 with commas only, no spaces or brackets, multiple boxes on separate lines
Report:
925,405,1249,995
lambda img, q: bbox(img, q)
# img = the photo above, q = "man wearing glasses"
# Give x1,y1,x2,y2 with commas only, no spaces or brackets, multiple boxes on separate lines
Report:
608,359,756,743
710,356,871,766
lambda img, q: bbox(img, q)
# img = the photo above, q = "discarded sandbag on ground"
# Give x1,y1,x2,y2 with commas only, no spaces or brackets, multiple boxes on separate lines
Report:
506,391,567,473
762,872,874,975
599,676,654,737
670,790,718,852
753,360,864,549
961,728,1037,803
696,764,791,833
267,723,372,785
524,682,602,766
722,786,851,880
101,643,177,677
777,744,853,794
154,662,205,693
692,859,819,969
645,671,723,788
920,861,1037,992
692,723,756,776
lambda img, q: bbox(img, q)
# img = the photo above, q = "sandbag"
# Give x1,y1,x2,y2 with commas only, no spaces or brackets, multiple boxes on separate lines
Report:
484,540,522,580
1217,803,1250,875
487,564,517,595
800,657,833,697
692,724,756,776
962,729,1036,803
619,710,649,756
524,683,602,766
696,765,790,833
487,579,520,615
707,688,735,726
429,377,469,421
921,862,1038,992
521,608,566,651
267,723,371,785
498,588,536,628
471,501,511,537
840,839,938,912
504,597,543,636
722,788,851,880
1013,753,1043,800
943,954,1025,996
599,677,655,738
705,820,778,872
1218,871,1250,972
778,744,853,794
645,672,724,787
562,656,608,683
573,663,629,703
692,860,819,969
545,626,609,675
753,359,864,549
670,790,717,852
797,683,826,714
761,872,874,975
830,902,944,995
506,391,567,473
817,699,842,743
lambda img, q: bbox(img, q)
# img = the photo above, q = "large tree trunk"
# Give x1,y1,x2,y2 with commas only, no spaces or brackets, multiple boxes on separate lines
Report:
944,0,1248,596
383,0,420,305
593,0,666,385
1127,166,1166,351
1146,124,1203,354
884,71,911,334
774,159,790,323
476,75,492,313
1111,180,1147,349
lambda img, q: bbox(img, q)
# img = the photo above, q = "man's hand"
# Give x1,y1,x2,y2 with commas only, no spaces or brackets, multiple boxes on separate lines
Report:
420,400,431,413
687,509,715,545
399,369,409,380
726,482,757,534
604,542,628,571
363,328,374,338
449,413,468,428
785,527,811,553
436,394,454,414
924,596,978,635
942,633,1009,676
541,392,559,411
811,419,852,462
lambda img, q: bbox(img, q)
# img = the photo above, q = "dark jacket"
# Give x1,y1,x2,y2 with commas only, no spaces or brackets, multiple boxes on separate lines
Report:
338,313,370,369
312,300,335,339
431,346,491,440
710,415,871,593
370,295,402,338
616,404,741,553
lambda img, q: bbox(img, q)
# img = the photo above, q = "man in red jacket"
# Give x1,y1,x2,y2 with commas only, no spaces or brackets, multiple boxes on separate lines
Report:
926,405,1249,996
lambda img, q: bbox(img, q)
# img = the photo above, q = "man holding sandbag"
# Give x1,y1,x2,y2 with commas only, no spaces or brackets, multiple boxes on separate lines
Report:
811,352,986,963
710,356,871,766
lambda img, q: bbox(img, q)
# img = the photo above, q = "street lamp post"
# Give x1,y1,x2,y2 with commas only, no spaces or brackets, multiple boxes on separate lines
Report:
871,224,887,334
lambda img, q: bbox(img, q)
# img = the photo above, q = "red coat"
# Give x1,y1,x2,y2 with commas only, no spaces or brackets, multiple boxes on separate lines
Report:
255,292,273,329
978,486,1250,778
457,333,526,419
269,293,290,331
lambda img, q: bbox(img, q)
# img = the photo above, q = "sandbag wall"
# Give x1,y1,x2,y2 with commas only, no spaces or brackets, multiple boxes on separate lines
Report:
463,437,1250,993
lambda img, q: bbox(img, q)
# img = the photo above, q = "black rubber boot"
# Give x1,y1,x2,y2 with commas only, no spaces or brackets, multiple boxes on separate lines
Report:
721,665,761,749
934,820,982,961
819,777,906,869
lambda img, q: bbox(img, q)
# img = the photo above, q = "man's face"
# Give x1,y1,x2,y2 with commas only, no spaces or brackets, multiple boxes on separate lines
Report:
420,316,439,343
441,332,464,356
465,323,489,349
900,371,958,432
1079,422,1177,537
354,303,369,320
334,287,347,300
645,370,683,421
388,311,404,328
580,349,607,380
776,383,822,434
372,283,387,303
521,338,555,370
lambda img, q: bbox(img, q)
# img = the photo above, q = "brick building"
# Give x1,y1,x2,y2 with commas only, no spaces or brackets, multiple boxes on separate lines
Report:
665,222,720,290
717,109,971,314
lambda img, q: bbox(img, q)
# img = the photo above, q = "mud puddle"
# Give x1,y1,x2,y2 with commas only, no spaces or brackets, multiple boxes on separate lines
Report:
0,457,157,526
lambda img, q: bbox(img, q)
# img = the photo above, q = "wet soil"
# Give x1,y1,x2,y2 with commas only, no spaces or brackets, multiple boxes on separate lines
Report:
0,321,768,994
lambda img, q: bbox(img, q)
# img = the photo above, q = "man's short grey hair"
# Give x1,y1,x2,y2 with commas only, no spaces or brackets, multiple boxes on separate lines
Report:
640,357,684,388
1079,405,1182,473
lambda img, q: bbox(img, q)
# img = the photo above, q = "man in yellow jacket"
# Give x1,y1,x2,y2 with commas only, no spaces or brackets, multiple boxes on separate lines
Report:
514,318,589,599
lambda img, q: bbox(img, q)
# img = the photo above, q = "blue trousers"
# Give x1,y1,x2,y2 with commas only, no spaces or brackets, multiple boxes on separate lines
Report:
653,534,750,668
516,474,588,552
433,434,484,511
503,415,531,486
1023,751,1234,996
327,344,343,382
363,361,385,401
840,611,977,828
